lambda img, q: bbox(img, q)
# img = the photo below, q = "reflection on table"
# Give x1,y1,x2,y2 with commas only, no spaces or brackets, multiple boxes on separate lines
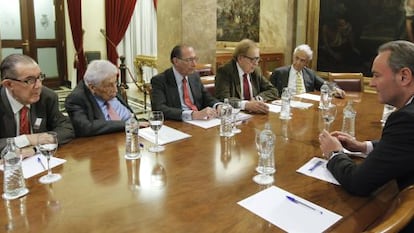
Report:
0,92,398,233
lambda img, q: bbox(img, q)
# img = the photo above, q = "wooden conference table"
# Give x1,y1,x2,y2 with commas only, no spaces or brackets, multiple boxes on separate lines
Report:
0,92,399,233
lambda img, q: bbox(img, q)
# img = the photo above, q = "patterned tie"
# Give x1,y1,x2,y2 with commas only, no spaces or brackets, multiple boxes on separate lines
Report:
182,78,198,111
243,73,251,100
296,71,305,94
106,101,121,120
19,106,30,135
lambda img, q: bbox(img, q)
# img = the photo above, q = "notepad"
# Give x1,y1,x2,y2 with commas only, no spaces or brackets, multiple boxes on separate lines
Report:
0,154,66,179
272,100,314,109
185,112,252,129
297,157,340,185
238,186,342,232
139,125,191,145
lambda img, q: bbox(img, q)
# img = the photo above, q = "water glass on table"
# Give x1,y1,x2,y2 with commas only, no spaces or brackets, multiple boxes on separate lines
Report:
148,111,165,153
321,104,337,131
38,131,61,184
253,124,275,185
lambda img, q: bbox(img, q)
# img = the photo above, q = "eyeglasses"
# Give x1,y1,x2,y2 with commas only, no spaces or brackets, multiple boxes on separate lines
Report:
6,73,46,86
178,57,199,63
243,55,261,63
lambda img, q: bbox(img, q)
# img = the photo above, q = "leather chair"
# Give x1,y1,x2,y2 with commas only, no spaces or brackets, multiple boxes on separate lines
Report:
328,72,364,92
364,185,414,233
195,63,214,76
203,83,215,96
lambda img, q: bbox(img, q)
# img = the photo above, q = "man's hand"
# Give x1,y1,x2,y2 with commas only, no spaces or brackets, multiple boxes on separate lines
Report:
192,107,218,120
245,100,269,114
319,130,343,158
330,131,367,153
333,88,346,99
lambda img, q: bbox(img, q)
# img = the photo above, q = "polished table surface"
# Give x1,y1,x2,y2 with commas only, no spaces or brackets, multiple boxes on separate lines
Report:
0,92,399,233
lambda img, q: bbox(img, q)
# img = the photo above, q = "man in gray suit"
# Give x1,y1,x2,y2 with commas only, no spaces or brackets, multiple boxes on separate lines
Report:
0,54,74,154
270,44,345,97
151,45,220,121
215,39,278,114
65,60,147,137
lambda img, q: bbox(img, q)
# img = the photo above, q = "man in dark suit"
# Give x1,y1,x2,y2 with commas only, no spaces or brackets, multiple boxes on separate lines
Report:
65,60,147,137
270,44,345,97
319,40,414,232
151,45,219,121
215,39,278,114
0,54,74,154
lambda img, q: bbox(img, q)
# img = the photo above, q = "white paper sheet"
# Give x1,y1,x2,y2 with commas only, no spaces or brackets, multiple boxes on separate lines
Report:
297,157,340,185
139,125,191,145
238,186,342,233
185,112,253,129
266,103,281,113
296,93,321,102
0,154,66,179
271,100,314,109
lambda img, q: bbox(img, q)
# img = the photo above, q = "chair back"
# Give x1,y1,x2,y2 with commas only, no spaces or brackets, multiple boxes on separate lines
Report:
328,72,364,92
364,185,414,233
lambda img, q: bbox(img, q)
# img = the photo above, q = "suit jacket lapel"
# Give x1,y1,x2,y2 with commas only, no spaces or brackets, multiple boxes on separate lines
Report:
166,68,182,108
0,88,17,136
230,60,242,98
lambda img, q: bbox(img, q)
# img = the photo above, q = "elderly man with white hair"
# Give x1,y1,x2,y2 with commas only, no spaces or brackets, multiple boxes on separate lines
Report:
270,44,345,97
65,60,147,137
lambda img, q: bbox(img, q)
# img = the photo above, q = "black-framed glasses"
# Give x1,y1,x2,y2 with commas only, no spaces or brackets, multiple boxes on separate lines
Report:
178,57,199,63
243,55,261,63
6,73,46,86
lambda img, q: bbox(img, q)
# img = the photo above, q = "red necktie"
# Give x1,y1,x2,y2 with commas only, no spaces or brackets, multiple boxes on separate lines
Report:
243,73,251,100
19,106,30,135
106,101,121,120
182,78,198,111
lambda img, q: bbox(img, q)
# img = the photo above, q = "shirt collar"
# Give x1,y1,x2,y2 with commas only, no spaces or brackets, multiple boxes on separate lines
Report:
5,88,29,114
236,62,245,78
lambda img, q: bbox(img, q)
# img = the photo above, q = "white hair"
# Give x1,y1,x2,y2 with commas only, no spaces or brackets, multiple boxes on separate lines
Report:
84,60,118,86
294,44,313,60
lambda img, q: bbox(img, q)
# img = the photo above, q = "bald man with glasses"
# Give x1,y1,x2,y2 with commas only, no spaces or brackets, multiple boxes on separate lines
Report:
0,54,74,154
215,39,278,114
151,44,220,121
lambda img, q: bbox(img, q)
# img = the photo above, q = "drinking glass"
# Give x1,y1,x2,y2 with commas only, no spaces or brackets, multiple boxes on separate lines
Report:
38,132,61,184
229,98,242,134
253,129,274,185
148,111,165,152
322,104,337,131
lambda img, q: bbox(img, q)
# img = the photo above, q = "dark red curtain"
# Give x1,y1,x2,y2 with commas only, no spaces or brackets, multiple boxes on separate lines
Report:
105,0,137,66
67,0,87,82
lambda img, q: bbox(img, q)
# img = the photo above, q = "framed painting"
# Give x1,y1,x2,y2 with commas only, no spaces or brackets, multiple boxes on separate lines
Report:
308,0,406,76
216,0,260,42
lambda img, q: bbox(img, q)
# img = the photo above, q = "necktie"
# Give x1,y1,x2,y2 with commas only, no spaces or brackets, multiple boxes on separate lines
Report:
296,71,305,94
182,78,198,111
243,73,251,100
19,106,30,135
106,101,121,120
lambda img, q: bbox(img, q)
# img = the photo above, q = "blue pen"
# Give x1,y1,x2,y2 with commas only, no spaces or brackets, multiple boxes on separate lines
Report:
286,195,323,214
37,157,46,170
308,160,323,172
